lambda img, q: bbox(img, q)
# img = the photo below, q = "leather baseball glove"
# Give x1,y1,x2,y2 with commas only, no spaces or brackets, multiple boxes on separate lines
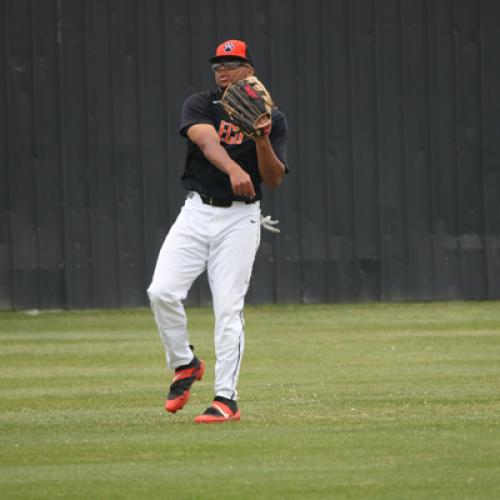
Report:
221,76,274,138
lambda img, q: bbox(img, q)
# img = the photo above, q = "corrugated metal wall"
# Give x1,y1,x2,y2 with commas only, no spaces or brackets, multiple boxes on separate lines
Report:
1,0,499,310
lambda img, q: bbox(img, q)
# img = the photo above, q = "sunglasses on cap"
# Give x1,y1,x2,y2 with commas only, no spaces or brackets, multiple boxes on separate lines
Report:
211,61,250,72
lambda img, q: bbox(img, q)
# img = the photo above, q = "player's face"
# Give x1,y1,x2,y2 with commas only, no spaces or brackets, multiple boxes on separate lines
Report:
213,61,254,89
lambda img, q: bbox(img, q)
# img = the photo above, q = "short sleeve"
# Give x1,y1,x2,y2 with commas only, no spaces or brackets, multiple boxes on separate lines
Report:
179,92,214,137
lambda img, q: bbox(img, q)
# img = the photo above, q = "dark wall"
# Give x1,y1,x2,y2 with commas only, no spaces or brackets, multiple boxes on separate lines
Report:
1,0,499,310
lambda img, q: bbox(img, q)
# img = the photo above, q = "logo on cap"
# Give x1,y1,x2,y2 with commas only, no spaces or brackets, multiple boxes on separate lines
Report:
223,41,235,52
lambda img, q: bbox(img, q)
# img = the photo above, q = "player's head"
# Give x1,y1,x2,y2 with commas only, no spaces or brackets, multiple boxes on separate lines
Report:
210,39,255,89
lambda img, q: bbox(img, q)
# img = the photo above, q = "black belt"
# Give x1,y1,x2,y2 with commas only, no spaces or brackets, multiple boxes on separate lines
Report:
194,192,256,207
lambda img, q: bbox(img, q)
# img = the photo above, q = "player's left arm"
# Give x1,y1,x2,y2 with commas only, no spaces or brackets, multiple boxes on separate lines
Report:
254,135,285,189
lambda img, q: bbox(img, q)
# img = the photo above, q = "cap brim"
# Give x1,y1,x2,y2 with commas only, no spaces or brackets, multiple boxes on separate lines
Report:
209,55,254,66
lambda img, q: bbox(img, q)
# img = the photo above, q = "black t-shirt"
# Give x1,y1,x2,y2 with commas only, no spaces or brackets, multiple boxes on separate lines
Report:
179,88,289,202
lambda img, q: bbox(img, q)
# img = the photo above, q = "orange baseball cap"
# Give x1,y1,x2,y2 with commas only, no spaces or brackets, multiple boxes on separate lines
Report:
209,39,255,67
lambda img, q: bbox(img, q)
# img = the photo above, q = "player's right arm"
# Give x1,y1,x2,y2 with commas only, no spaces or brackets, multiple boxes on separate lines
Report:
187,124,255,198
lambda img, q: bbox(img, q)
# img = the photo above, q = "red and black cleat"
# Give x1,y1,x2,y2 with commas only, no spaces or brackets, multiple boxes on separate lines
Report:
194,396,240,424
165,356,205,413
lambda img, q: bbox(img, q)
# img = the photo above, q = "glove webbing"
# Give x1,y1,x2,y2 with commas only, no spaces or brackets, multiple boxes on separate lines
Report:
224,88,270,131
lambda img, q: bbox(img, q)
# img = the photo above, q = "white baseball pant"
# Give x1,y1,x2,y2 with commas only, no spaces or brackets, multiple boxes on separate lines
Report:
147,192,261,400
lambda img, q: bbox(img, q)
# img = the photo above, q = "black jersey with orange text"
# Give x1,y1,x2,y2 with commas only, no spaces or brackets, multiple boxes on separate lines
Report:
179,88,288,202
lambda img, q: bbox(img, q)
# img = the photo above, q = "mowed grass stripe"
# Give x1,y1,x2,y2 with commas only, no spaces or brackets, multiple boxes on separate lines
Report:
0,302,499,499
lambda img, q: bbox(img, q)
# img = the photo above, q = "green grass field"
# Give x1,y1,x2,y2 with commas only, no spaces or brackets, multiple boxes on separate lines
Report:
1,302,499,499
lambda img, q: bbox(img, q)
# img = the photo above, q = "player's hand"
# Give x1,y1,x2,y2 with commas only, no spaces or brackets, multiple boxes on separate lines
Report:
229,167,256,198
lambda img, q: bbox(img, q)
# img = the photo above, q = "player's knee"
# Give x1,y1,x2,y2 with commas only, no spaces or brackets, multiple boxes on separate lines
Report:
147,284,180,307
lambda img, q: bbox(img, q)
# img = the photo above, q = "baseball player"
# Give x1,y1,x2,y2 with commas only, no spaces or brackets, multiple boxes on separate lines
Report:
147,39,289,423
